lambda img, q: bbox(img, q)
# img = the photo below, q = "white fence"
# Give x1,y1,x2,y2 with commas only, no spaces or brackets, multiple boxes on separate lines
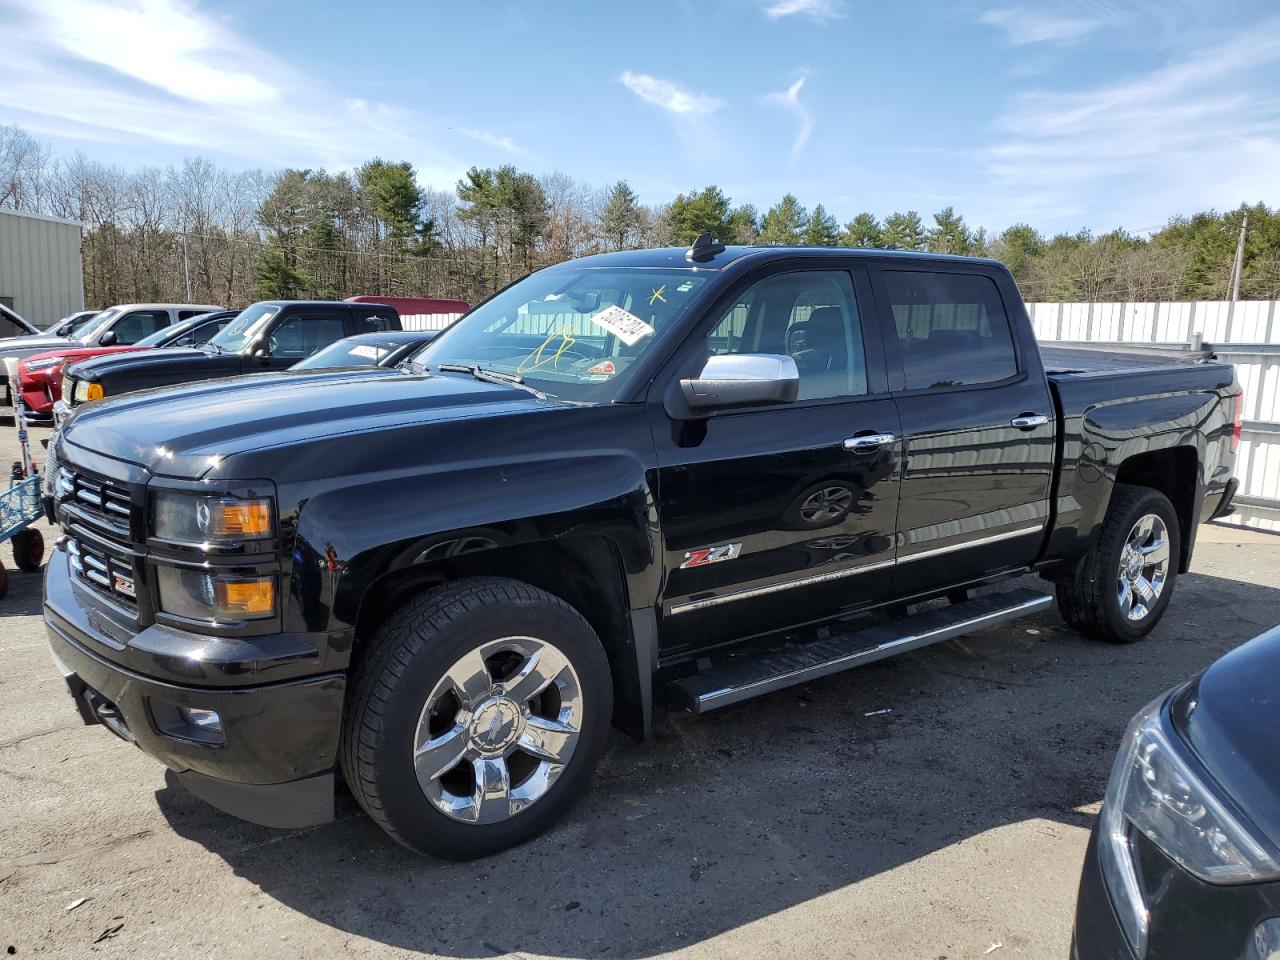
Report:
1028,300,1280,516
400,312,464,332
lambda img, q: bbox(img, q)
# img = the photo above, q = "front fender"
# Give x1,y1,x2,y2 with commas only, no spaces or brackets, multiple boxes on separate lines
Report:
291,451,661,634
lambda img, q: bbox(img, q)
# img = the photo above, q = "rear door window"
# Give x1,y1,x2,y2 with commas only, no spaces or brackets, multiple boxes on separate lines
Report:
882,271,1018,390
353,308,396,333
266,313,348,360
111,310,170,344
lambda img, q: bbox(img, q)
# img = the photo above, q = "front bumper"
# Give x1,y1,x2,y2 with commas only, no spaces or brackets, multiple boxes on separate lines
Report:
52,399,72,429
43,543,344,828
1072,831,1138,960
1073,818,1280,960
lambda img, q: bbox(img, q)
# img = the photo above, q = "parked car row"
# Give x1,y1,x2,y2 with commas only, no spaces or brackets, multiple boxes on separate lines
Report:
1,296,456,423
31,240,1274,956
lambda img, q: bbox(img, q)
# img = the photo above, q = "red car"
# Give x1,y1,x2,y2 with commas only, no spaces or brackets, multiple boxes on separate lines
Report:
16,310,236,421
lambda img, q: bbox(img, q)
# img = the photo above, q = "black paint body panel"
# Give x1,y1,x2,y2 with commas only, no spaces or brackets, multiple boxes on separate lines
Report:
43,247,1240,822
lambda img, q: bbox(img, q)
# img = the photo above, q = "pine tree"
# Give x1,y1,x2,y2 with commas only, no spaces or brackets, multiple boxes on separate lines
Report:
663,186,734,243
598,180,640,251
926,205,973,255
760,194,807,245
802,204,840,246
882,211,926,251
840,213,883,248
726,204,760,244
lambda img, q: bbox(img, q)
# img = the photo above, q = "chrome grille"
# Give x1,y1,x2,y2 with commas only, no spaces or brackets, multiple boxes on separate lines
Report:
67,537,137,607
57,468,132,535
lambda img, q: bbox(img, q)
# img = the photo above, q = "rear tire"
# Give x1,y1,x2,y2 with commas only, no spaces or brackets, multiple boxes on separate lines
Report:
340,576,612,860
1057,484,1180,643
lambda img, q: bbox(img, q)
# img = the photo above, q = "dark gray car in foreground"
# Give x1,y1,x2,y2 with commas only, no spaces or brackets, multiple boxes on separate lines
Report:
1073,623,1280,959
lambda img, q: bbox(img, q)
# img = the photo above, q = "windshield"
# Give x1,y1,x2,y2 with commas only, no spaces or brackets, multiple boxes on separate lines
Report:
415,267,710,402
208,303,278,353
76,307,120,342
293,337,406,370
135,318,197,347
65,312,100,336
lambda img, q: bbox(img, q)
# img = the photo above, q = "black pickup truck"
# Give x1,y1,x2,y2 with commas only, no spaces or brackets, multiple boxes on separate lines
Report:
54,299,401,423
43,239,1241,860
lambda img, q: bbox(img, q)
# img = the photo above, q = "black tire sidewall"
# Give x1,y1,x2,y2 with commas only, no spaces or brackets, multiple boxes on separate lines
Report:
13,529,43,572
1098,491,1180,641
369,597,612,860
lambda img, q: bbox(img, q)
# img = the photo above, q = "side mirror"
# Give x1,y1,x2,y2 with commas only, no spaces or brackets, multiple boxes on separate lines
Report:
100,330,117,346
252,347,267,359
668,353,800,418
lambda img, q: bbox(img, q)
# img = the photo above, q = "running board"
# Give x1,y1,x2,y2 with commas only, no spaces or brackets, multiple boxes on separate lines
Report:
670,588,1053,714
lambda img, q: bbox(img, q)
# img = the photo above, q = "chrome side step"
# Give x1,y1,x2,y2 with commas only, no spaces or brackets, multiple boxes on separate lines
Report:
670,588,1054,714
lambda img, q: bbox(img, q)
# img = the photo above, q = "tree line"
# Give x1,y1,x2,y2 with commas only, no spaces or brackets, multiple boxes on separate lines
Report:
3,124,1278,312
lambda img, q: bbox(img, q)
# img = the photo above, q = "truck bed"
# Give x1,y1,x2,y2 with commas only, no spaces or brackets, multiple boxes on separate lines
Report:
1040,343,1213,376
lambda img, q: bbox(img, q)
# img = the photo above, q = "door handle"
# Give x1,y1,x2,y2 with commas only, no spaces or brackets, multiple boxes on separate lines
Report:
1011,414,1050,429
844,432,896,452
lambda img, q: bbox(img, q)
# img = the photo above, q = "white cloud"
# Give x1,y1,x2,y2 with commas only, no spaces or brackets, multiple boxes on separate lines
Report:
765,75,812,161
0,0,466,183
979,7,1101,45
983,23,1280,227
458,128,537,160
761,0,845,21
618,71,722,114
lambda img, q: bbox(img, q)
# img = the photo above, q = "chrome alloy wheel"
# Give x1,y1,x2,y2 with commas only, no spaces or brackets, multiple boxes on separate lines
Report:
800,485,854,524
1117,513,1171,621
413,637,583,825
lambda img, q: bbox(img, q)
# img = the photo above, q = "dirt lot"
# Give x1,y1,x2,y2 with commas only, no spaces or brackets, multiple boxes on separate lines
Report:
2,423,1277,960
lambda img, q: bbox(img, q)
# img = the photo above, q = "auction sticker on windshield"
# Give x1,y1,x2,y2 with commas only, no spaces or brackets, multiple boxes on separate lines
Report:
591,305,654,347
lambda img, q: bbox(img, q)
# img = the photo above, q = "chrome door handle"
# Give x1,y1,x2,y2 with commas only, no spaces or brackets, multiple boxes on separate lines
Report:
1011,414,1049,429
844,432,896,451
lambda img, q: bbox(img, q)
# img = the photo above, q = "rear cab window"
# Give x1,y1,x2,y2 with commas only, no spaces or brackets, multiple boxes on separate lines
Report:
881,270,1018,390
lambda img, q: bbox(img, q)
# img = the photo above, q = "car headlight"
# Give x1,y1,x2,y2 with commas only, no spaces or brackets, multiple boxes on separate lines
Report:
152,491,275,544
1099,696,1280,956
74,379,104,403
24,357,62,372
155,567,276,621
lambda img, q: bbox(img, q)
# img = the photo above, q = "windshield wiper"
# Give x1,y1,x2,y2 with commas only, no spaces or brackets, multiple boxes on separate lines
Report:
437,363,547,399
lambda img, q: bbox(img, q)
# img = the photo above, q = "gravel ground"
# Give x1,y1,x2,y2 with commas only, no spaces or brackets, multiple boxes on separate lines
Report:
2,423,1277,960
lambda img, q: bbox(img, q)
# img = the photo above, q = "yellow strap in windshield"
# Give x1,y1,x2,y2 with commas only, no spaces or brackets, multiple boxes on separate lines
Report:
518,327,577,375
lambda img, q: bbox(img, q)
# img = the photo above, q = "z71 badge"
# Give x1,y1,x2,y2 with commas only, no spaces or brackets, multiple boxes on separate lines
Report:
680,543,742,568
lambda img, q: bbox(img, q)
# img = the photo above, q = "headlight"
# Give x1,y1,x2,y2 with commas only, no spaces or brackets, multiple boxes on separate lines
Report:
24,357,62,372
152,491,275,544
74,380,104,403
1099,697,1280,956
156,567,276,621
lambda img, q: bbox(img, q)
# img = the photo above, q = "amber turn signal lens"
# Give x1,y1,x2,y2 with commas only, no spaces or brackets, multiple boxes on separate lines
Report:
215,577,275,617
207,499,273,538
86,382,104,401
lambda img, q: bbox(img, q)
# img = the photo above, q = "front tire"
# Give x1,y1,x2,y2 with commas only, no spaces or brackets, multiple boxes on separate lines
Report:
1057,484,1180,643
341,577,612,860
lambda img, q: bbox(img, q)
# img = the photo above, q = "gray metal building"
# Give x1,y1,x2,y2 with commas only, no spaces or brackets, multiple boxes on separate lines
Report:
0,208,84,329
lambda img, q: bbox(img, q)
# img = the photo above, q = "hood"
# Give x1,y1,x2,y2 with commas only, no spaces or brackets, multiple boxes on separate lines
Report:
0,335,73,355
22,345,146,367
67,346,229,380
1173,624,1280,847
62,367,564,476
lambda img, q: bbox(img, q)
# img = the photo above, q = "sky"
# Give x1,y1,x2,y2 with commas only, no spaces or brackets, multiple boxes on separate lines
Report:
1,0,1278,237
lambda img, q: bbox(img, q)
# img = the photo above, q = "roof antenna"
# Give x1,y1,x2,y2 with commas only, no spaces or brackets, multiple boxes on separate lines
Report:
685,231,726,263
